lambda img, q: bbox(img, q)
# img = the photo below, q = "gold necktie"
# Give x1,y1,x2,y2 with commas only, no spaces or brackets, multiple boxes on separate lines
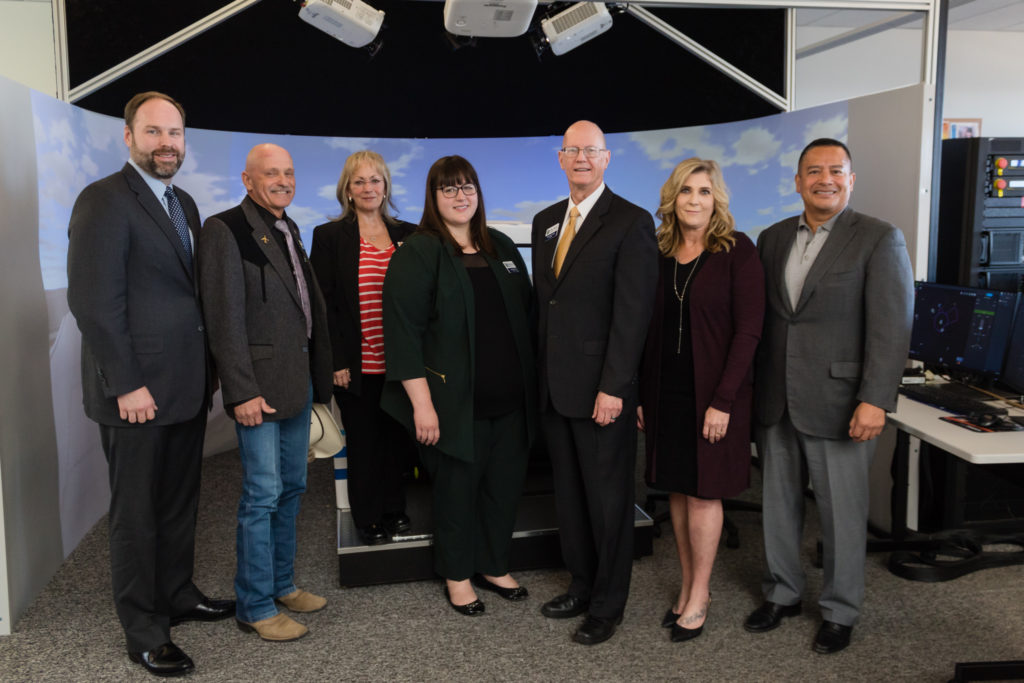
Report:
553,206,579,277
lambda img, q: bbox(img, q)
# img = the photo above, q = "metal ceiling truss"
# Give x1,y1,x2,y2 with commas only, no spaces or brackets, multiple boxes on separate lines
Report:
59,0,942,110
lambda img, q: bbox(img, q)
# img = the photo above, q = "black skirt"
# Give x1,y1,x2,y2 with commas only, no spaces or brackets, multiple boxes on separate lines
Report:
647,255,703,496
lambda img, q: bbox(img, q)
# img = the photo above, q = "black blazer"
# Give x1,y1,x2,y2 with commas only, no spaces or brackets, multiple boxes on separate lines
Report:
531,186,658,418
309,215,416,396
67,163,209,426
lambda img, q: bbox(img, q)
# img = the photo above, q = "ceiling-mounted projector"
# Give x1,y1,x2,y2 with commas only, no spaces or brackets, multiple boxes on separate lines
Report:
541,2,612,56
298,0,385,48
443,0,538,38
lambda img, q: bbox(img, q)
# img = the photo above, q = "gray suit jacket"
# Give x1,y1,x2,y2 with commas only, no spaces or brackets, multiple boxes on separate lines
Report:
67,163,208,426
198,196,332,420
754,207,913,439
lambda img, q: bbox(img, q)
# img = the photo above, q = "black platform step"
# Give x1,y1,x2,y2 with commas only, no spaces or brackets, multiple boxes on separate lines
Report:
337,481,653,587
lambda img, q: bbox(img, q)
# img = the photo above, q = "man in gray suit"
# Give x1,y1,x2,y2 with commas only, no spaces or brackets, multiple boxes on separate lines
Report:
198,143,332,643
744,139,913,654
67,92,234,677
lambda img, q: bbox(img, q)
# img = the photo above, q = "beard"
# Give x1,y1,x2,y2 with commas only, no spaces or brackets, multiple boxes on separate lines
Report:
131,145,184,180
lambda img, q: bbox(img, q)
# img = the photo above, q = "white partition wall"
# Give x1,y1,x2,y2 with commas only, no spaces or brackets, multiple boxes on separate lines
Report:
0,75,64,637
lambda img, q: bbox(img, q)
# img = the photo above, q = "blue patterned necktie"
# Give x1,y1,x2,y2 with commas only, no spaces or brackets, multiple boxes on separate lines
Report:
164,185,194,266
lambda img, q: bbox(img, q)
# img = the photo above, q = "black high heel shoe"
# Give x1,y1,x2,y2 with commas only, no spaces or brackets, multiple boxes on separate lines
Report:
444,586,485,616
661,608,681,628
670,601,710,642
471,574,528,601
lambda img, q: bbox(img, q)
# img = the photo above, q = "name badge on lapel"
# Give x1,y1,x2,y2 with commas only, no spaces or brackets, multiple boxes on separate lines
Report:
503,260,518,273
544,224,559,241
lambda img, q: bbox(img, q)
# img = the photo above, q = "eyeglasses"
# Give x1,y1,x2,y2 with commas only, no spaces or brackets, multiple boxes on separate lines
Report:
560,146,606,158
439,183,477,198
351,178,383,189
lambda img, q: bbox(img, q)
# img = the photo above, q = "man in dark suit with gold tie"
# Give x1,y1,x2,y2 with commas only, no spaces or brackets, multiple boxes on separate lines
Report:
532,120,658,645
67,92,234,677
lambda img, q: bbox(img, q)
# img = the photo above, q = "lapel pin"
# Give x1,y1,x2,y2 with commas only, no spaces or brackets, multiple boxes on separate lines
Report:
260,235,269,243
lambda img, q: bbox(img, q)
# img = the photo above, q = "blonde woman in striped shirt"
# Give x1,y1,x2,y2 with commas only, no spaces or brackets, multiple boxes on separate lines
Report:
310,150,417,546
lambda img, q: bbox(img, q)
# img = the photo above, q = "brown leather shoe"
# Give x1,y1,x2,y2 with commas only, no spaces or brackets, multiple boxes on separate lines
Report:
236,613,309,641
276,589,327,613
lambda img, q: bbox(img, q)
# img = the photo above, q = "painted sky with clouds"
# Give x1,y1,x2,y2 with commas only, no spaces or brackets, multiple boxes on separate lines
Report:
33,90,846,291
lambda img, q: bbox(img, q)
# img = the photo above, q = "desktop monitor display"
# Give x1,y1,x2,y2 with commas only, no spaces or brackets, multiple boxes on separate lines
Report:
1001,298,1024,394
908,281,1019,382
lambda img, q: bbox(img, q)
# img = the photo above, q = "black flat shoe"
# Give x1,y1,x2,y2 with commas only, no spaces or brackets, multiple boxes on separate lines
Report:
359,522,389,546
444,586,485,616
471,574,528,601
540,593,589,619
813,620,852,654
128,642,194,677
744,601,802,633
661,608,681,628
170,597,236,626
383,512,411,535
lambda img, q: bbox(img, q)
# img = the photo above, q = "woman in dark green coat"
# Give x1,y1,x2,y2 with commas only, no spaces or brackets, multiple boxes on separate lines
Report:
381,156,537,616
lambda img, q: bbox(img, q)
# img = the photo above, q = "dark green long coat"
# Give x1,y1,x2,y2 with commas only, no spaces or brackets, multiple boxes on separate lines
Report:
380,228,537,463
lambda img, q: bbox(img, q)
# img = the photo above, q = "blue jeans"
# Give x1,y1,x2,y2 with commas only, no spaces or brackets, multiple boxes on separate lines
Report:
234,386,313,623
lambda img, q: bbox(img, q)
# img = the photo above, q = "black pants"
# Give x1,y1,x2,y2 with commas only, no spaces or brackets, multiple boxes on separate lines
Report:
335,374,408,528
419,409,529,580
99,409,206,651
542,399,637,620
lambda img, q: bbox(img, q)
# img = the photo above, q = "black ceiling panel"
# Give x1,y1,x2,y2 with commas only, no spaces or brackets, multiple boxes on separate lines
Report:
70,1,785,138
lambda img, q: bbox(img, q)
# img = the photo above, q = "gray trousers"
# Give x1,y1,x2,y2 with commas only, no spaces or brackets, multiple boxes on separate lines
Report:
756,412,874,626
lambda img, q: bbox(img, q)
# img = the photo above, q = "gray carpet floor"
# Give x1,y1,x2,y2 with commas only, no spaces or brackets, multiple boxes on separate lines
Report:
1,449,1023,682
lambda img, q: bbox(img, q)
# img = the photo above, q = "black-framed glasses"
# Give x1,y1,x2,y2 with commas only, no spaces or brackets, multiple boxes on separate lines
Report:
439,183,477,198
560,146,606,158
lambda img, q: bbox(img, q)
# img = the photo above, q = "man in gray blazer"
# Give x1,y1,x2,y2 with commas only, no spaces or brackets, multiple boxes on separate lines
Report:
744,139,913,654
67,92,234,677
198,143,333,643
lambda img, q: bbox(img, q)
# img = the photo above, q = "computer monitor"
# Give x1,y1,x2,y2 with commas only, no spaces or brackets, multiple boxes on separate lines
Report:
1001,298,1024,394
908,281,1019,383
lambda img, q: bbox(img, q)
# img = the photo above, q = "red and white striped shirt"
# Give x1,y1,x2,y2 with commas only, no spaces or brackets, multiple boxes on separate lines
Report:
358,238,395,374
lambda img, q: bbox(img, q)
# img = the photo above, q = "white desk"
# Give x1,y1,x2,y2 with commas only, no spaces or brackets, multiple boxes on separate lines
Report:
889,396,1024,465
877,393,1024,581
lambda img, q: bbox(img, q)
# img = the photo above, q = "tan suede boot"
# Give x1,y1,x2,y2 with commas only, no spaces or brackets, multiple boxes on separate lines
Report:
236,613,309,641
276,589,327,613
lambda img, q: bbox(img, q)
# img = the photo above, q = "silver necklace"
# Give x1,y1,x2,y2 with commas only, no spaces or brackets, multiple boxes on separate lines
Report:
672,252,703,354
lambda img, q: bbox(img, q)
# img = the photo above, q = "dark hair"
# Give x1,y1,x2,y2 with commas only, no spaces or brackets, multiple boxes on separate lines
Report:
124,91,186,130
419,155,495,257
797,138,852,171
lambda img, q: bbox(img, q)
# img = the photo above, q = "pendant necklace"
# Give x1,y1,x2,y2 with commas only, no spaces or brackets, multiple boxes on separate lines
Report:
673,251,704,354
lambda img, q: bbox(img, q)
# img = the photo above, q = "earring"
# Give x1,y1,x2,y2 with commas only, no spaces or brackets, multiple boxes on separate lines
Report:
348,196,353,202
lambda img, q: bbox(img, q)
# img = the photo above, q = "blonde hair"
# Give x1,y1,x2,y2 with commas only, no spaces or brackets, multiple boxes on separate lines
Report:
334,150,397,224
655,158,736,256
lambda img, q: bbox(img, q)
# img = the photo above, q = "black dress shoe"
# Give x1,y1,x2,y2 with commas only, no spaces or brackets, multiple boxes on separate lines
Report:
444,586,485,616
573,615,621,646
661,608,681,628
813,620,852,654
382,512,411,535
359,522,389,545
170,597,236,626
540,593,590,619
128,642,194,677
744,601,802,633
471,574,528,601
